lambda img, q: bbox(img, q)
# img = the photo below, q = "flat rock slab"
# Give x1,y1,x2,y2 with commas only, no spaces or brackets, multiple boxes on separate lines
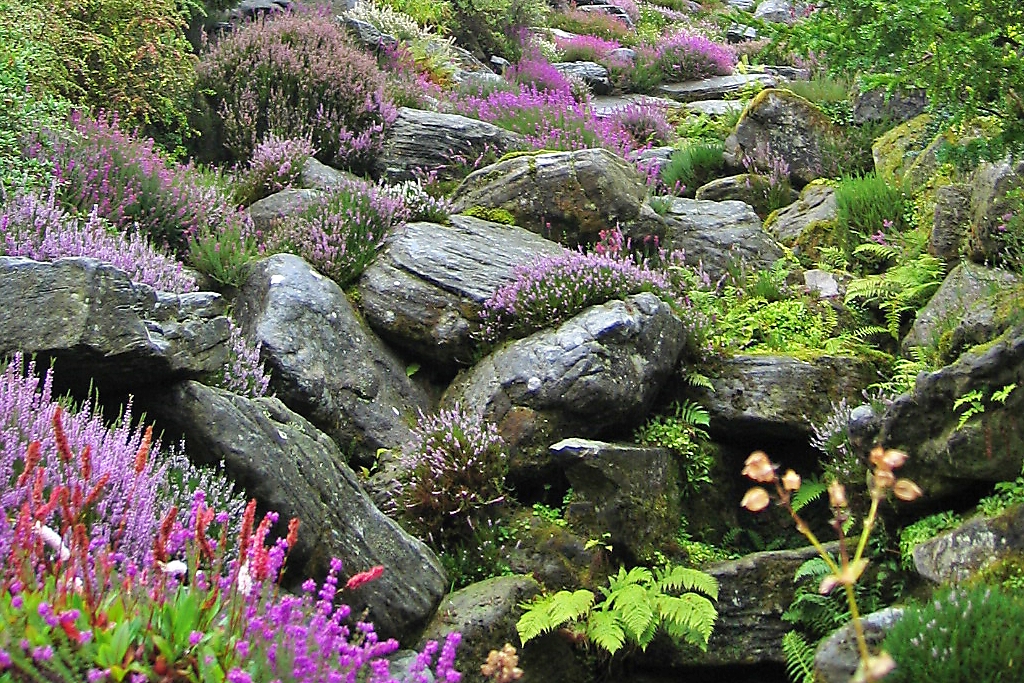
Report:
685,99,747,117
658,73,777,103
590,94,687,118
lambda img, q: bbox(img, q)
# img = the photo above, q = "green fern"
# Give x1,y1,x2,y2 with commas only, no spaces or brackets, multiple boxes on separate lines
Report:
516,589,595,642
792,556,833,583
791,480,827,513
845,253,945,339
684,371,715,391
782,630,817,683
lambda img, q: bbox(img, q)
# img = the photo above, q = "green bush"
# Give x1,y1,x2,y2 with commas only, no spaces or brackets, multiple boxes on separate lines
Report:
833,172,908,259
898,510,962,570
882,583,1024,682
446,0,548,61
634,401,713,497
661,141,726,196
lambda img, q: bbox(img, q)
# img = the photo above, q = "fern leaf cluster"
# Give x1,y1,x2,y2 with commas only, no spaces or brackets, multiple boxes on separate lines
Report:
782,630,817,683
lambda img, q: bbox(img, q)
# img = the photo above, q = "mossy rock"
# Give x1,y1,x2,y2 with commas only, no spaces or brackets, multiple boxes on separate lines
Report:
872,113,933,186
462,205,518,225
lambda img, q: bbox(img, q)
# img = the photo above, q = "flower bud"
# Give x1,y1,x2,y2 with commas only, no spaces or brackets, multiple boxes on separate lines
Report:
742,451,776,483
828,480,848,509
741,486,771,512
893,478,923,501
873,468,895,489
782,469,801,492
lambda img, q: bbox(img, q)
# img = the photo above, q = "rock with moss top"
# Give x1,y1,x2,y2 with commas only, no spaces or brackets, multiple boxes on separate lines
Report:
765,181,837,246
450,148,665,247
695,173,799,209
929,183,972,267
966,157,1024,265
911,504,1024,584
724,88,837,186
148,380,446,642
374,108,526,182
233,254,430,464
356,215,565,367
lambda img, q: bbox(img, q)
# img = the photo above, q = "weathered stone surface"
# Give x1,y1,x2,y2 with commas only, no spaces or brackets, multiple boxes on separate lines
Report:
552,61,612,95
150,381,446,641
685,99,746,117
814,608,904,683
725,89,837,186
695,173,798,208
878,324,1024,499
967,157,1024,265
853,87,929,124
765,181,837,245
902,262,1019,358
591,94,686,118
658,73,776,103
804,269,840,298
912,505,1024,584
375,108,525,182
668,354,878,441
234,254,430,463
246,188,320,231
451,148,664,247
660,197,784,280
342,16,398,52
357,215,565,367
0,257,229,389
551,439,681,563
443,293,685,464
418,576,586,683
300,157,357,191
753,0,796,23
929,183,972,267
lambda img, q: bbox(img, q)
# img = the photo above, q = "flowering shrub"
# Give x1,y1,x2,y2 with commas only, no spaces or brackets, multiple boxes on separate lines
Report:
378,179,454,224
0,188,197,294
0,402,462,682
548,7,632,44
552,34,622,63
397,406,509,547
262,178,406,286
606,0,641,23
506,53,575,96
480,240,672,341
195,8,397,173
232,134,316,207
219,321,272,399
31,112,240,252
610,101,675,149
654,32,735,82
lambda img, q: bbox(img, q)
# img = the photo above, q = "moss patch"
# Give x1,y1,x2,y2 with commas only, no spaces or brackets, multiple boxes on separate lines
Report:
462,205,518,225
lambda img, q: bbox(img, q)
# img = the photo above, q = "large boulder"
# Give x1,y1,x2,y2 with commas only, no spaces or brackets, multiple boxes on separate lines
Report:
246,188,320,231
966,157,1024,265
814,608,905,683
149,381,447,641
659,197,784,280
878,323,1024,500
0,257,229,390
234,254,431,464
901,262,1019,360
550,439,681,563
374,108,525,182
725,89,838,186
853,87,928,124
451,148,665,246
753,0,797,23
912,504,1024,584
929,183,972,267
871,114,935,187
443,293,686,471
357,215,565,367
658,74,776,103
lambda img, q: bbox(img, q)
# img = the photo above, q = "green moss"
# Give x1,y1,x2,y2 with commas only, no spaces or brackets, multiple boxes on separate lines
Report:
497,148,556,163
793,218,840,260
462,205,517,225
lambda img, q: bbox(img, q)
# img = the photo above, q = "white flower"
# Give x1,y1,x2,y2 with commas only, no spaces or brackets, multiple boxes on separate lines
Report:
33,522,71,561
158,560,188,577
237,561,253,596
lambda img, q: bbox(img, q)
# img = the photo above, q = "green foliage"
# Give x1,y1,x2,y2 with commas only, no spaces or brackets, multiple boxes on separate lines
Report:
673,110,742,144
882,583,1024,683
782,554,884,639
634,401,713,497
845,253,946,340
781,630,817,683
463,206,517,225
898,510,962,570
783,76,853,107
790,479,827,514
833,172,908,260
660,141,726,196
378,0,454,30
187,218,261,289
517,563,719,656
447,0,548,60
976,475,1024,518
954,383,1017,430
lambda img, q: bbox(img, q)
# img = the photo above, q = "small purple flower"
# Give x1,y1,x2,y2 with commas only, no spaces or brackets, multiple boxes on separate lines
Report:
227,667,253,683
189,631,204,647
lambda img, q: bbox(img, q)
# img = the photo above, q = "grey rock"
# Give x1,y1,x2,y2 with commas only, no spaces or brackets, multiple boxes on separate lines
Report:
754,0,796,23
848,403,881,453
695,173,798,208
660,197,784,280
234,254,430,463
457,70,505,90
929,183,972,267
551,61,612,95
902,262,1019,358
727,23,757,43
576,3,634,27
685,99,746,117
766,182,837,245
451,148,665,247
853,87,929,124
609,47,636,62
725,89,838,185
444,293,685,460
804,269,840,298
728,0,756,10
150,381,445,641
551,439,681,562
967,157,1024,265
814,608,905,683
0,257,229,389
658,74,777,103
342,16,398,52
912,504,1024,583
300,157,356,191
357,215,565,366
591,94,686,118
375,108,525,182
246,188,320,232
489,55,511,73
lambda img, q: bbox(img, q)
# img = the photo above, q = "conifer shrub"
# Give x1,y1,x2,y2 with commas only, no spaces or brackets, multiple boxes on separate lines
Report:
194,8,397,173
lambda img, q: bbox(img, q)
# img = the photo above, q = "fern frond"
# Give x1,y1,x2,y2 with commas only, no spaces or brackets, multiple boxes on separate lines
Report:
547,589,596,626
673,399,711,428
607,566,653,592
791,480,827,513
517,597,557,644
852,241,901,262
656,565,720,600
684,371,715,391
793,556,833,583
782,631,817,683
585,610,627,655
657,593,718,649
605,583,655,643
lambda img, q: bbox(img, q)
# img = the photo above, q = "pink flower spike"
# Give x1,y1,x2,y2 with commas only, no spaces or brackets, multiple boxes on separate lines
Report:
345,565,385,590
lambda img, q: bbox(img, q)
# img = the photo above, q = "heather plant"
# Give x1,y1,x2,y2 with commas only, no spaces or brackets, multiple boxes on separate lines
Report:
397,406,509,549
833,173,909,261
479,244,672,342
741,447,923,682
610,102,675,149
232,134,316,207
194,8,397,173
187,212,263,289
261,177,406,287
505,55,575,97
378,0,454,30
378,179,454,224
881,583,1024,683
349,1,427,40
218,321,272,399
742,147,795,219
606,47,666,95
547,7,633,45
654,32,735,83
0,406,463,683
0,188,197,294
552,34,622,63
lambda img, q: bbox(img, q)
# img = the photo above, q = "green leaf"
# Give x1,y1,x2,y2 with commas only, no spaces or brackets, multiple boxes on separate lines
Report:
782,631,817,683
656,564,719,601
605,583,654,643
585,610,627,655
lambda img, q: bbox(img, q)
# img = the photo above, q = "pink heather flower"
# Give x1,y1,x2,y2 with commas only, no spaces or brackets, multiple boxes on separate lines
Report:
189,631,204,647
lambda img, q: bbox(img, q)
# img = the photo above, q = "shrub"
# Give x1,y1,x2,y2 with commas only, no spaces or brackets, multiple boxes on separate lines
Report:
661,141,726,196
34,112,241,253
261,178,406,287
219,321,272,399
446,0,548,61
607,47,665,94
548,7,632,45
654,32,735,82
377,0,454,30
610,102,675,149
552,34,622,63
195,8,397,172
232,134,316,207
834,173,908,256
397,406,509,547
506,56,575,96
0,189,197,294
378,179,454,224
187,213,263,289
479,247,672,342
349,1,428,40
882,584,1024,682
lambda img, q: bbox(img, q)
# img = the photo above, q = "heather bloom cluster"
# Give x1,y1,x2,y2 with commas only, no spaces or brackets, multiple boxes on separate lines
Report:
506,55,575,96
262,177,406,286
480,244,672,342
232,134,316,206
397,405,509,547
609,101,675,149
377,178,454,224
654,31,736,82
196,8,398,173
221,321,272,399
552,34,622,63
0,188,197,293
